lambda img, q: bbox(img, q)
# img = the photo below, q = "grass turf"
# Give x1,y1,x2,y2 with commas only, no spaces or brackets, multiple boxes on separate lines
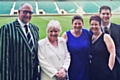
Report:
0,15,120,39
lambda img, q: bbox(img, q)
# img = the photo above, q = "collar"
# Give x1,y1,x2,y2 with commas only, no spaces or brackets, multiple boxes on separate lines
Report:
46,37,62,45
17,18,29,27
101,22,111,29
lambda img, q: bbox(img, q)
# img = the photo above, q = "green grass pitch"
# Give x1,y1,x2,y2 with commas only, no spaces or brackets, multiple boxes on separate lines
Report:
0,15,120,39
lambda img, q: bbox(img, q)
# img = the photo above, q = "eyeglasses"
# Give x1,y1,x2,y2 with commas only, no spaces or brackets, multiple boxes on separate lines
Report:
20,10,33,15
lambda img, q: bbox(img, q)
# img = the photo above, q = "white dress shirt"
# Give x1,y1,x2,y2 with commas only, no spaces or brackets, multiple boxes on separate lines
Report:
101,22,111,32
18,18,34,44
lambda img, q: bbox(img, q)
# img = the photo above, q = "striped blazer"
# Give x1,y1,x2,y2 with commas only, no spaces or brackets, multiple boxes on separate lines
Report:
0,19,39,80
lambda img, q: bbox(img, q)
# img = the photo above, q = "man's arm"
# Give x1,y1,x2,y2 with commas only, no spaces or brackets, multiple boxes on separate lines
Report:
0,24,10,80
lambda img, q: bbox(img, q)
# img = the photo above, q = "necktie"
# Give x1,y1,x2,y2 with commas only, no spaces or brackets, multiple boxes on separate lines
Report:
104,27,109,34
24,25,34,52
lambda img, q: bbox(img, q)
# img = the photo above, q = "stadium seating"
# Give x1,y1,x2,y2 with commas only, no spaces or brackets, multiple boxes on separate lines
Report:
95,1,118,11
38,1,58,14
76,1,99,13
15,1,36,14
56,1,78,13
0,0,120,15
0,1,13,14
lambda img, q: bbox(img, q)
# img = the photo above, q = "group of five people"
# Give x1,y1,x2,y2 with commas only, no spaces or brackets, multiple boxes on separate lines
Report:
0,3,120,80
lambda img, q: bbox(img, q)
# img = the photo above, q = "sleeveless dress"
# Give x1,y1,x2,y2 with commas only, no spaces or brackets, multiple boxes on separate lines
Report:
90,33,116,80
67,29,91,80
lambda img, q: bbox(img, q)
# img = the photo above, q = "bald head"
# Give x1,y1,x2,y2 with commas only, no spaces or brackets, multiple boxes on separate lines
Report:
18,3,33,24
19,3,33,11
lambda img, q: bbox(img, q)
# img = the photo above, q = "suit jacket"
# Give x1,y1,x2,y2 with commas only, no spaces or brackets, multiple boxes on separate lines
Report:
0,19,39,80
38,37,70,80
109,23,120,63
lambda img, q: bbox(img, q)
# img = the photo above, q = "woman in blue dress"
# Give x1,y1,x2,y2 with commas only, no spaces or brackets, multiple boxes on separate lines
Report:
62,15,91,80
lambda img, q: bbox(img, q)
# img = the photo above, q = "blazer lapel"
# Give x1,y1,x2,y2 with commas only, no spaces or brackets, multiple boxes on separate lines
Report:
57,38,64,61
46,37,61,60
14,19,33,53
29,24,38,52
109,23,113,36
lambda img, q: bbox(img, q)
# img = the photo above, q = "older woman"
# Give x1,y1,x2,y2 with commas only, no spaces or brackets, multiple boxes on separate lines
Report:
38,20,70,80
62,15,91,80
89,15,116,80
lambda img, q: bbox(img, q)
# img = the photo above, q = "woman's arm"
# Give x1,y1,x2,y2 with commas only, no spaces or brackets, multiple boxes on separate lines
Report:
61,32,68,41
104,34,116,70
56,38,71,79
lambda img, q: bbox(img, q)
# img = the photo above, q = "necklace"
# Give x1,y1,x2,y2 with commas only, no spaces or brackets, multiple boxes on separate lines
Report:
92,32,102,44
92,37,97,44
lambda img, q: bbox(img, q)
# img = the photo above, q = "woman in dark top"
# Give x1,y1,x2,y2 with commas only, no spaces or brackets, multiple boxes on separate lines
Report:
89,15,116,80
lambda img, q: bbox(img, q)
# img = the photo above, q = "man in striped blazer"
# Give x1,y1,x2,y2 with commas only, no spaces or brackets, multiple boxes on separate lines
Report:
0,3,39,80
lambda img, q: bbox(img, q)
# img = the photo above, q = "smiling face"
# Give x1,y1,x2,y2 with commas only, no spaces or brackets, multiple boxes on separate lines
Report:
99,9,112,24
47,27,60,42
90,20,101,34
72,19,83,33
18,3,33,24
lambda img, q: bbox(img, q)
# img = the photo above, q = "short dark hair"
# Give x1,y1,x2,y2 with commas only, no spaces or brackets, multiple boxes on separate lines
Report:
99,5,111,13
72,15,84,24
89,15,101,25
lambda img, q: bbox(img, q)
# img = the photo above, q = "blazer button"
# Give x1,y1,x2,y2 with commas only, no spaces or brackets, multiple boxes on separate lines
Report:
32,52,34,54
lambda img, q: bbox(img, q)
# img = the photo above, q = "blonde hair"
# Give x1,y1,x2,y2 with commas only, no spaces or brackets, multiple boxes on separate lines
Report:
46,20,62,33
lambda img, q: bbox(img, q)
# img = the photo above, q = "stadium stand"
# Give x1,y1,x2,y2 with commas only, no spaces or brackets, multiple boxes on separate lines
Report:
94,1,118,11
38,1,58,14
0,1,13,14
56,1,78,13
0,0,120,15
15,1,36,14
76,1,99,13
111,1,120,12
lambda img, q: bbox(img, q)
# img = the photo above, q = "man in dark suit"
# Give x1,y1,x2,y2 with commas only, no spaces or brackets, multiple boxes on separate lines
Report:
0,3,39,80
99,5,120,80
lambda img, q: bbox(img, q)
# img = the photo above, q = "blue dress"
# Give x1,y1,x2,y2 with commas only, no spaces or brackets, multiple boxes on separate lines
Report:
67,29,91,80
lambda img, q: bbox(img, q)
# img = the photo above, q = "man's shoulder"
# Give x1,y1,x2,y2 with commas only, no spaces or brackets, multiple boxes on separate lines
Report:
29,23,39,30
29,23,38,27
38,38,47,46
111,23,120,27
58,37,66,43
1,21,14,29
